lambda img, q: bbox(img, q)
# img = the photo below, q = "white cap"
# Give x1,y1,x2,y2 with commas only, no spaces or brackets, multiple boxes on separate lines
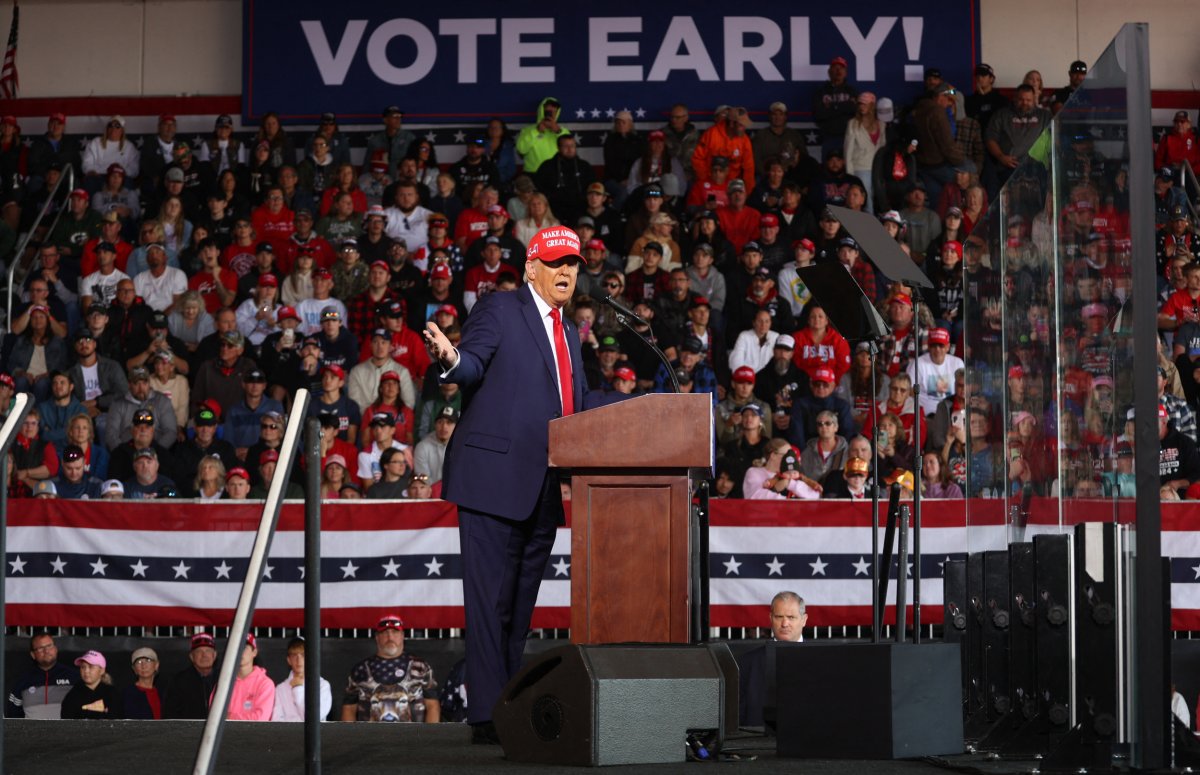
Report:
775,334,796,350
101,479,124,495
876,98,895,122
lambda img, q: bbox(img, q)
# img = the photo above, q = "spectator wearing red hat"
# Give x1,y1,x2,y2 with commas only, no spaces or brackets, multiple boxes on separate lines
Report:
463,237,519,313
341,613,440,723
755,212,788,270
309,364,361,444
222,634,274,721
783,364,856,448
908,327,965,415
412,213,464,277
464,203,525,268
406,262,466,332
879,292,925,378
716,365,773,446
235,274,282,347
140,114,184,196
346,260,398,342
91,162,140,223
48,187,104,259
1156,111,1200,170
813,58,859,156
28,113,82,194
625,129,681,200
163,633,220,719
776,238,816,317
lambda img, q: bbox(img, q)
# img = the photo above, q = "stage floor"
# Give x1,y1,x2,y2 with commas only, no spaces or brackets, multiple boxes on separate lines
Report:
4,720,1048,775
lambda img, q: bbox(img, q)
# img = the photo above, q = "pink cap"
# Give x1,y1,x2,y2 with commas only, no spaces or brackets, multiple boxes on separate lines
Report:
74,650,106,670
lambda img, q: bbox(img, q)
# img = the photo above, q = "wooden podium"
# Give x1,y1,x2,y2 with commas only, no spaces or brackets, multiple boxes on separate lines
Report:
548,393,713,644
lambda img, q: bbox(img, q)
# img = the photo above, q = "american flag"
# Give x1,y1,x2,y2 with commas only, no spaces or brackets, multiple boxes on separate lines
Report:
0,1,17,100
5,498,1200,630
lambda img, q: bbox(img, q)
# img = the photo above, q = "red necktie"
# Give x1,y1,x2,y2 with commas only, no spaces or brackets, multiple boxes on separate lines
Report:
549,308,574,416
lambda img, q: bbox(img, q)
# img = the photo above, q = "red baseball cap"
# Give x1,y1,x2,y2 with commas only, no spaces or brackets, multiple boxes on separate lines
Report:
49,112,66,124
813,367,836,384
890,293,913,308
369,260,389,271
257,273,278,287
376,614,405,631
430,263,452,280
0,373,13,389
226,467,250,481
190,633,215,651
70,188,88,199
585,238,606,251
321,364,346,380
380,370,400,383
928,328,950,345
312,267,333,280
487,204,510,218
943,241,963,258
1008,365,1025,380
277,305,300,322
732,366,756,384
831,56,849,68
436,304,458,318
159,113,177,124
793,238,816,253
526,226,582,263
614,366,636,382
760,213,779,228
258,449,280,466
648,129,665,142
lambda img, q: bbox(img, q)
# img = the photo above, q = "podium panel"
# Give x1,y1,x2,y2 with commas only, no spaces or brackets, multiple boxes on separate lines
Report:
570,475,692,644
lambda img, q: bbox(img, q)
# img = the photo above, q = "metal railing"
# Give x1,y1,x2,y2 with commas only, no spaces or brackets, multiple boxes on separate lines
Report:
4,164,75,330
193,388,311,775
1180,160,1200,225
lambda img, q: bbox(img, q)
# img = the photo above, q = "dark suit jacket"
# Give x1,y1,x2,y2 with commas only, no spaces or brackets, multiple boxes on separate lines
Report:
441,283,587,521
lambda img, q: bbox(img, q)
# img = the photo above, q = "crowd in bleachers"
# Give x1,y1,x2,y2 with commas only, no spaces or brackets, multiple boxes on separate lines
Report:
0,56,1195,502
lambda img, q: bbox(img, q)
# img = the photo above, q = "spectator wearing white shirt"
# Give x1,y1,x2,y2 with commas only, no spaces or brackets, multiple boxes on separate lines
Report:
235,275,282,346
271,638,332,722
356,411,411,491
384,181,431,250
414,405,457,484
729,309,780,373
906,327,965,416
132,243,187,313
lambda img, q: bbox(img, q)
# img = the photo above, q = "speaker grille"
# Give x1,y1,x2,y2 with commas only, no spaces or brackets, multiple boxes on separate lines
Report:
531,695,565,741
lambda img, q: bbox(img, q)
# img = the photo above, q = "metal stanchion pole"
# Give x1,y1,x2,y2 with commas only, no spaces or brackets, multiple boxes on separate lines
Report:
304,418,323,774
0,393,33,773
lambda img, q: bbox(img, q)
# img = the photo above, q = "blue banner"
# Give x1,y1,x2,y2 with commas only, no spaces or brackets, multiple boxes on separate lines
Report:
242,1,982,125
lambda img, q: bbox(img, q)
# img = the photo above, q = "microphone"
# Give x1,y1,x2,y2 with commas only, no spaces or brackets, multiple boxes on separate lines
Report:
602,294,649,327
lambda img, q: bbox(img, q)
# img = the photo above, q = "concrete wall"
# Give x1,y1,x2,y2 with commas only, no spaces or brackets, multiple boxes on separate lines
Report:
0,0,1193,99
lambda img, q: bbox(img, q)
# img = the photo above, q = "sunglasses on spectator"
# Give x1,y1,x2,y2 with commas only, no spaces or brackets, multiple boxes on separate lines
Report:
816,421,836,426
261,423,280,430
605,281,622,288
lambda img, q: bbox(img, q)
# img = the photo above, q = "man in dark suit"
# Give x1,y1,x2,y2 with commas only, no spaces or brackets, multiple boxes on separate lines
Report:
423,226,587,744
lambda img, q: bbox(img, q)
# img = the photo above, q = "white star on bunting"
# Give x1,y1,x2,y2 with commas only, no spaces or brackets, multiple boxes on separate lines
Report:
852,557,871,576
340,560,359,579
425,557,444,576
809,556,828,576
605,108,615,118
575,109,586,119
214,561,233,580
723,556,742,575
453,130,465,143
382,558,402,577
552,558,570,577
130,559,149,578
635,108,646,118
423,131,437,143
50,556,67,574
766,556,785,576
590,108,601,118
9,556,25,574
263,565,274,580
90,557,109,576
172,561,191,579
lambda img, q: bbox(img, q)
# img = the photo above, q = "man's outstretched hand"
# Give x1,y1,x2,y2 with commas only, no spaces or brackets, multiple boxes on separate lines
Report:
424,321,458,369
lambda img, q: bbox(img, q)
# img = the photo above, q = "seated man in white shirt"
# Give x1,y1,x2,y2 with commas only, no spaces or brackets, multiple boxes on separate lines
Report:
132,243,187,313
271,637,332,722
357,411,411,491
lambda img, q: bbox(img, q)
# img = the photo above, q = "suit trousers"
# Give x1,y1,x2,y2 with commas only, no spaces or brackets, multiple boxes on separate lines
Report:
458,470,562,725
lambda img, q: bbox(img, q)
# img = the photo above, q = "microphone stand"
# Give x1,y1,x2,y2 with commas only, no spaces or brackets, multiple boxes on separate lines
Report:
605,297,681,393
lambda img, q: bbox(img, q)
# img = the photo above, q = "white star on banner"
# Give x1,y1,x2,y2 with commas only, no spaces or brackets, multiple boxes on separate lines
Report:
424,131,437,143
590,108,601,118
805,131,819,145
575,109,586,119
340,560,359,579
214,561,233,580
298,565,306,579
263,565,274,580
191,135,203,148
552,558,570,577
723,556,742,575
382,558,402,577
425,557,444,576
599,132,608,145
50,556,67,574
635,107,646,118
1193,563,1200,581
9,556,25,574
809,556,828,576
852,557,872,576
766,556,785,576
453,130,465,143
130,560,149,578
605,108,615,118
938,555,952,570
90,557,109,576
172,561,191,579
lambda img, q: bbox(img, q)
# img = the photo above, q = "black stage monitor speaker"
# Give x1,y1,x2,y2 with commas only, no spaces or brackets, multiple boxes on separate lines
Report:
775,642,964,759
493,643,735,766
